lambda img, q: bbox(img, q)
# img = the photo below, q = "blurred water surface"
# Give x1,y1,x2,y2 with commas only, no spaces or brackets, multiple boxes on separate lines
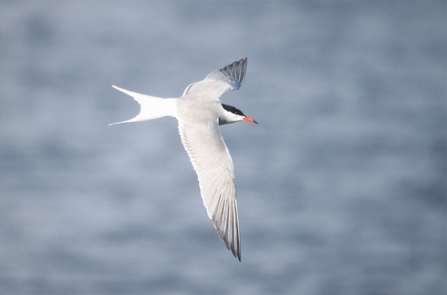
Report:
0,1,445,295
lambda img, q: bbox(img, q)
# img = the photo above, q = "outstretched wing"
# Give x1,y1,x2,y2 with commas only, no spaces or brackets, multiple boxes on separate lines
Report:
178,120,241,261
181,58,247,100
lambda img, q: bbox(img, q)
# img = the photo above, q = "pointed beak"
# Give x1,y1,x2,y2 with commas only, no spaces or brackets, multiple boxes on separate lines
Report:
243,116,258,124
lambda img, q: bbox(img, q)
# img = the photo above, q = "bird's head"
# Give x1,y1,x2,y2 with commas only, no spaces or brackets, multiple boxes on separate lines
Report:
219,104,258,125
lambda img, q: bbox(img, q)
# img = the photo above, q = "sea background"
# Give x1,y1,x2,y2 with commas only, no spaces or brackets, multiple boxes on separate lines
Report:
0,1,445,294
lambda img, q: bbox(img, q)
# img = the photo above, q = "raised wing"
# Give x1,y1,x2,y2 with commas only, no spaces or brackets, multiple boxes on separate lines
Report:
178,120,241,261
181,58,247,100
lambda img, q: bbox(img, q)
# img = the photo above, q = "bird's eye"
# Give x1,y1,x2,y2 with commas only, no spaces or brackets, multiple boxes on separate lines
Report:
222,104,245,116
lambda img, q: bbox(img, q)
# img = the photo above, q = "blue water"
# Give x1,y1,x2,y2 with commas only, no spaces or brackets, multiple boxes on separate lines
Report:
0,2,445,294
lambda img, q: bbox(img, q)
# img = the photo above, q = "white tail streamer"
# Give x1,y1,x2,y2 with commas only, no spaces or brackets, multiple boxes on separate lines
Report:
109,85,177,125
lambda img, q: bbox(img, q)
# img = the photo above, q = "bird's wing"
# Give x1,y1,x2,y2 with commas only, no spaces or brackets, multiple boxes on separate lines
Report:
181,58,247,101
178,119,241,261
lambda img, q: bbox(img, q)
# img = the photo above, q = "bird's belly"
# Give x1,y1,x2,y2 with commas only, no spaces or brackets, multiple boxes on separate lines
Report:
176,98,220,124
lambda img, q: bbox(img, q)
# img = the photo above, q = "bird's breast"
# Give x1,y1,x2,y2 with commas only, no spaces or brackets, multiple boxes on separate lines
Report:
176,97,220,124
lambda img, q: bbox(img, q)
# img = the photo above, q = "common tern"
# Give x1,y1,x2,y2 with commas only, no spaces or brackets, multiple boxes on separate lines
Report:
110,58,256,261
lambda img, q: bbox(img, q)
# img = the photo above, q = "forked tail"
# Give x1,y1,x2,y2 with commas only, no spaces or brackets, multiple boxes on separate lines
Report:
109,85,177,126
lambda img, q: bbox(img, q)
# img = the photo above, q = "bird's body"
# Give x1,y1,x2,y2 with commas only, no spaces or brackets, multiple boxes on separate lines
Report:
110,58,256,261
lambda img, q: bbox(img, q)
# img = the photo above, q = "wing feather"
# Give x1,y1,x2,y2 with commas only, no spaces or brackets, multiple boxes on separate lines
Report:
181,58,247,100
178,120,241,261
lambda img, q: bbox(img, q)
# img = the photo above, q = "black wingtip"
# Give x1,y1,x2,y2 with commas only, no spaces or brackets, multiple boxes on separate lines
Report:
219,58,248,89
230,243,241,262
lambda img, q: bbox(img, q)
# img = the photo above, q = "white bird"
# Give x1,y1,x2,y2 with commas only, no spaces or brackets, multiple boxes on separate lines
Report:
110,58,256,261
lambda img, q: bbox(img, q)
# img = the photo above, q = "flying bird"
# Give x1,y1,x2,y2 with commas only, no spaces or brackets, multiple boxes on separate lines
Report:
110,58,256,261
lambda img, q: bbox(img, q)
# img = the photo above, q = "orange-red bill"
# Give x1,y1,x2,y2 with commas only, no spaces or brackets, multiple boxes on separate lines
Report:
243,116,258,124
